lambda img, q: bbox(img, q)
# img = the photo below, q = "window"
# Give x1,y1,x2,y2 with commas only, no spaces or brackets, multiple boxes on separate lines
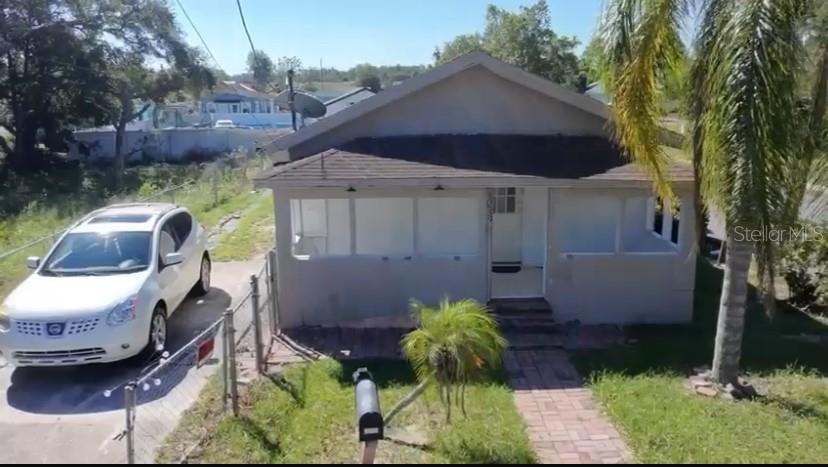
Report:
290,199,350,257
42,232,151,275
355,198,414,256
493,187,518,213
170,212,193,245
648,197,680,245
417,197,480,256
231,104,239,113
558,195,617,253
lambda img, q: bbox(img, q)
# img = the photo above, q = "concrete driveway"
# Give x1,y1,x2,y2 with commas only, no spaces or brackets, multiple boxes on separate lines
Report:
0,258,264,464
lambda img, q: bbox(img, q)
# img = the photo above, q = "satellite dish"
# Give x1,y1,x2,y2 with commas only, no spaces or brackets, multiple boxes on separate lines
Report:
274,90,327,119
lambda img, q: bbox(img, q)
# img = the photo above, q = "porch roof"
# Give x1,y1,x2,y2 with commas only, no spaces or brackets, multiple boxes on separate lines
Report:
255,135,693,185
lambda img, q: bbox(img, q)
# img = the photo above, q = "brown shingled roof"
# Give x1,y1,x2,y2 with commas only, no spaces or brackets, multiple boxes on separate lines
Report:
256,135,692,184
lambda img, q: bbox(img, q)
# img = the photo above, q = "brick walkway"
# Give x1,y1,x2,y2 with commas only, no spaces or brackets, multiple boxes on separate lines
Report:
506,349,632,464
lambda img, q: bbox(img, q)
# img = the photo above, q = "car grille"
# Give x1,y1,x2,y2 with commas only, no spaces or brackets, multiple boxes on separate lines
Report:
67,318,100,335
14,318,100,336
14,321,43,336
12,348,107,365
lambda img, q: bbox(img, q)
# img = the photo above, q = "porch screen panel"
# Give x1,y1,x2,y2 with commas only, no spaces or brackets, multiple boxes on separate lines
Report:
355,198,414,256
417,197,480,256
557,195,617,253
290,198,351,257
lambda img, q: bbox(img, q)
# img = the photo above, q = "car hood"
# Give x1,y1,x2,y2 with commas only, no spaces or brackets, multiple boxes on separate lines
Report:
3,271,149,320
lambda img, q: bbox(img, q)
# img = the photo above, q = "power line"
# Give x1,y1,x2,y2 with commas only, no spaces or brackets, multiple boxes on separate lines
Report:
174,0,221,70
235,0,257,59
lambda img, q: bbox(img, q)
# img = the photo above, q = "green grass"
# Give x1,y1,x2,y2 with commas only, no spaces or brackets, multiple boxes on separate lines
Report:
0,157,260,301
211,193,274,262
178,359,536,464
572,260,828,463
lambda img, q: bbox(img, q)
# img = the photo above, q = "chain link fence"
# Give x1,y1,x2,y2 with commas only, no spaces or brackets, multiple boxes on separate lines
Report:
123,250,279,464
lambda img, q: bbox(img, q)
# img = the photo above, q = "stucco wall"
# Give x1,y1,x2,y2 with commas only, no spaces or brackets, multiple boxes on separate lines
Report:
272,185,697,327
545,188,697,324
289,65,609,159
273,187,489,328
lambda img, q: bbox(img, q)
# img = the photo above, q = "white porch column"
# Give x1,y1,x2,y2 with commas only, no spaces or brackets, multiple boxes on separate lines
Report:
663,203,674,242
645,197,656,230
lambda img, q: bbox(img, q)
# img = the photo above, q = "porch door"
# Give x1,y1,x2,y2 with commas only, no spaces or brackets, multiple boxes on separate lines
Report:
490,187,546,298
492,187,522,265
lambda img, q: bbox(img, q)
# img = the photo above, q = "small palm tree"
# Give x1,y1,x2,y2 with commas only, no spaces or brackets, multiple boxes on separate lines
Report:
384,298,507,424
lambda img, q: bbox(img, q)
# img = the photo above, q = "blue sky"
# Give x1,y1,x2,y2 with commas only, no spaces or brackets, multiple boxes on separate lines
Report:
171,0,606,74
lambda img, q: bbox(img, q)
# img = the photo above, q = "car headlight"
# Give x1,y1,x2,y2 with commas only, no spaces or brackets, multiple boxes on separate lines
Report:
0,304,9,332
106,296,137,326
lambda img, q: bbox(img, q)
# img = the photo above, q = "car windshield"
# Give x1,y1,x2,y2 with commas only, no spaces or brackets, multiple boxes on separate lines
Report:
42,232,152,276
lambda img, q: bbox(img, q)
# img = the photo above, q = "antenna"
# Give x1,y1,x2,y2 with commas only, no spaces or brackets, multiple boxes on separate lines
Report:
287,69,296,131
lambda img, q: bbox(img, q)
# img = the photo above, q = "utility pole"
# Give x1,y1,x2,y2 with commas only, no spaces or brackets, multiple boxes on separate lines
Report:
287,69,297,131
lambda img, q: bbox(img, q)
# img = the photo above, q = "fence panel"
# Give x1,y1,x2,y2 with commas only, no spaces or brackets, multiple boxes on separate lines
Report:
123,249,278,464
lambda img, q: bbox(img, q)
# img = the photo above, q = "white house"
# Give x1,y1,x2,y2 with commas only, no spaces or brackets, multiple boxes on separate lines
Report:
254,52,696,329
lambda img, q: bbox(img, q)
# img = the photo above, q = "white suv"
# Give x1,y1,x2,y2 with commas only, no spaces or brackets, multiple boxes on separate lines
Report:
0,203,211,366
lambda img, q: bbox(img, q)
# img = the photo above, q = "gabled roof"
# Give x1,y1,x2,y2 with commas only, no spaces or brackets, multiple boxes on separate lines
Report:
255,135,693,185
266,52,610,153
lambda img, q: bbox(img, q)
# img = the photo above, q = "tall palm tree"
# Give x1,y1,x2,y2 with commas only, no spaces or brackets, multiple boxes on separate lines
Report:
385,298,507,424
601,0,827,384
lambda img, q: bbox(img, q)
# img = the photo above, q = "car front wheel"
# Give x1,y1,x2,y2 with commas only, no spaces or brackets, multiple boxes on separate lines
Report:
139,307,167,360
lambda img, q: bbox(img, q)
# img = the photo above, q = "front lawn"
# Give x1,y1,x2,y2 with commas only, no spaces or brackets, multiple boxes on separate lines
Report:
174,359,536,464
572,260,828,463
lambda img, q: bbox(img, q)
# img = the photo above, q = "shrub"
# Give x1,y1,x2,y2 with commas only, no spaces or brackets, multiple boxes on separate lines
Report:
780,222,828,313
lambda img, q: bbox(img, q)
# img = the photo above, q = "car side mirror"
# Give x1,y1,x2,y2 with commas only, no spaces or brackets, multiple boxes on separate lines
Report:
26,256,40,270
163,252,184,267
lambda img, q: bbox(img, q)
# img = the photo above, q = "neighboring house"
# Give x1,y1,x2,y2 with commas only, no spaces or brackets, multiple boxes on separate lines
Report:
254,52,696,328
323,87,376,116
200,81,275,114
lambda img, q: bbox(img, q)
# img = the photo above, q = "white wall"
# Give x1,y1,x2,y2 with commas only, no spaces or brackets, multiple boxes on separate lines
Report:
545,188,697,324
521,187,548,267
290,65,609,158
69,128,281,161
273,187,489,328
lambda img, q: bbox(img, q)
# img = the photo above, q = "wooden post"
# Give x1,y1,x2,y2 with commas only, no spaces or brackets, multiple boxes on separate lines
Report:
360,441,377,464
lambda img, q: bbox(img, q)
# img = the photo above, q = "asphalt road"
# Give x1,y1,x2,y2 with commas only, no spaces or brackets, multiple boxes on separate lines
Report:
0,258,264,464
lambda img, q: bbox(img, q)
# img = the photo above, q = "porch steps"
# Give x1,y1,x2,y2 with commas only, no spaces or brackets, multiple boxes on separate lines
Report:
489,299,565,350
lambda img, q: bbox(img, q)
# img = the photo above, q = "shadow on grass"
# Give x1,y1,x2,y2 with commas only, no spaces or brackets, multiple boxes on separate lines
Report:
762,395,828,424
336,359,418,388
264,372,306,407
236,416,283,458
572,259,828,380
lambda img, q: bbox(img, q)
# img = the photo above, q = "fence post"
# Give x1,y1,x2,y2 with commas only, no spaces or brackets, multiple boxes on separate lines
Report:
124,382,137,465
267,249,279,335
169,187,176,204
250,275,264,375
221,314,229,412
224,309,239,416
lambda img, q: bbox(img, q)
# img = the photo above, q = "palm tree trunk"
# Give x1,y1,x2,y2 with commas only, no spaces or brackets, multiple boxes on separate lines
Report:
383,379,430,426
711,236,753,384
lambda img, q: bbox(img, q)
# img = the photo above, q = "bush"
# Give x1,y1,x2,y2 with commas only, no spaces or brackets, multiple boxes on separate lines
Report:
780,222,828,313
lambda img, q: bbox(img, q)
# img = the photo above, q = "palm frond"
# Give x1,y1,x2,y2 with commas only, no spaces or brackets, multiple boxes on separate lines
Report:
601,0,688,202
701,0,807,313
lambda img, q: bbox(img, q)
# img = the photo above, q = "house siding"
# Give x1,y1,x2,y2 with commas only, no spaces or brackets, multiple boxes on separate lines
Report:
273,187,489,328
271,185,697,327
289,65,609,159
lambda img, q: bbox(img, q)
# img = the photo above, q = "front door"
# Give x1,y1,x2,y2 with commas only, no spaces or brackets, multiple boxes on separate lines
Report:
490,187,546,299
491,187,522,265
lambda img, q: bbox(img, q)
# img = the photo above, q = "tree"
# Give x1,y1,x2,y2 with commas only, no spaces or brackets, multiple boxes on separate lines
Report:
385,298,506,424
246,49,274,89
434,1,584,89
96,1,214,189
580,35,606,84
0,0,116,170
358,74,382,93
601,0,827,384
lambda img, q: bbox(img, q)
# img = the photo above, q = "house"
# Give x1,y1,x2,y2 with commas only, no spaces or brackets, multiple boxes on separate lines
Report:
200,81,275,115
323,87,376,116
254,52,697,329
